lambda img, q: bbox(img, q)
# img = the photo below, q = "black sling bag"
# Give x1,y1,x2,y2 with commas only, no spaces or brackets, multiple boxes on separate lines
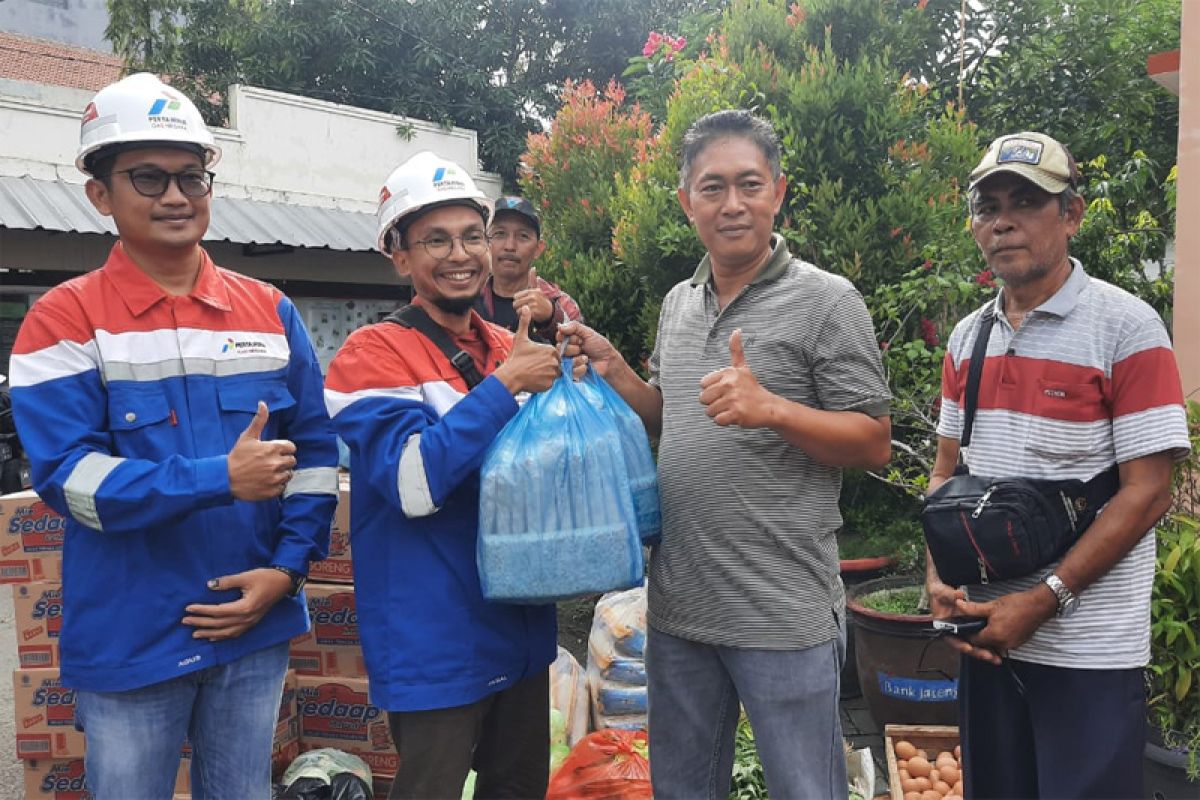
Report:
920,307,1120,587
382,304,485,389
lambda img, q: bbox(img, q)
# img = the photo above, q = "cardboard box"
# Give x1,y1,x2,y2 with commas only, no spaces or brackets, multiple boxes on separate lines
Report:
289,583,365,678
12,582,63,668
13,668,86,760
308,475,352,583
296,674,396,777
884,723,961,800
0,490,65,584
23,759,92,800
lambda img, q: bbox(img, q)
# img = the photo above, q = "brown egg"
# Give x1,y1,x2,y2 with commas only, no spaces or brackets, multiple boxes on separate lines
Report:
953,780,964,795
954,745,961,759
946,796,963,800
907,755,933,778
934,780,952,794
936,751,955,764
938,764,960,784
901,778,921,793
921,791,943,800
904,793,922,800
913,777,933,792
899,768,911,782
896,740,918,760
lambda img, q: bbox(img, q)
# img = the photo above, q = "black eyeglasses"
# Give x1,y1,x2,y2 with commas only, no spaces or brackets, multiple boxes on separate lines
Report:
407,232,490,259
104,167,215,198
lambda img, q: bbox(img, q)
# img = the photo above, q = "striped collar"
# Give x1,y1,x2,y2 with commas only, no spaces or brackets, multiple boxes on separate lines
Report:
688,233,792,288
102,242,233,317
993,257,1088,320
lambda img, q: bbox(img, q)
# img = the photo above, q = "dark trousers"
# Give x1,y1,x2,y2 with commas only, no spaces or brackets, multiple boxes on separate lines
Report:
386,669,549,800
960,655,1146,799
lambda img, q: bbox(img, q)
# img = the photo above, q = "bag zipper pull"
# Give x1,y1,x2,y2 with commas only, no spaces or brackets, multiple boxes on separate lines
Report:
978,557,989,584
972,486,996,518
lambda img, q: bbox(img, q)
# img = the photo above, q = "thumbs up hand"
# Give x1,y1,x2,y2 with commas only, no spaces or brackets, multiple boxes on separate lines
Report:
698,329,769,428
493,307,562,395
227,401,298,501
512,267,554,325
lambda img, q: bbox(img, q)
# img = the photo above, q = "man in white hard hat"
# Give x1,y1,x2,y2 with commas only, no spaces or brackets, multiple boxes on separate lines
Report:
8,73,339,799
324,152,562,799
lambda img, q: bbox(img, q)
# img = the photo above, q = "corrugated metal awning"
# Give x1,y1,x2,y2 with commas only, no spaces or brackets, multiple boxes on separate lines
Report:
0,175,378,252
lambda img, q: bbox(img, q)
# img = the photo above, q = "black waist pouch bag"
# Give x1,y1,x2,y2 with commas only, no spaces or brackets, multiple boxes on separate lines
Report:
920,308,1119,587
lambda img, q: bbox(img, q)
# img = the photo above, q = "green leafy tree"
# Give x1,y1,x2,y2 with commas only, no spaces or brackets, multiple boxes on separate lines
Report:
106,0,725,184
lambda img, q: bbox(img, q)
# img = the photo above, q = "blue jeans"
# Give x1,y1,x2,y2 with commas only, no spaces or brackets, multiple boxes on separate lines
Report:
74,641,289,800
646,625,847,800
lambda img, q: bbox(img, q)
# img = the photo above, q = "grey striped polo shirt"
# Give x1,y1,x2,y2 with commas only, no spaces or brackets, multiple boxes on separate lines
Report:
647,234,891,649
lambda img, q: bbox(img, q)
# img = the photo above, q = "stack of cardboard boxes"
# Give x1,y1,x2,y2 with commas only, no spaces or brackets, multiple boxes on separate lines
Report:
0,484,345,799
288,474,397,794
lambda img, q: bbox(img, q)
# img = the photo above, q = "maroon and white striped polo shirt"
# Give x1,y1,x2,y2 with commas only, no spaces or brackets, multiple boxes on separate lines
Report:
937,260,1189,668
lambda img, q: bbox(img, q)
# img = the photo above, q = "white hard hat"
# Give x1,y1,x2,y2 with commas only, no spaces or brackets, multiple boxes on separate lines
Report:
376,151,489,254
75,73,221,175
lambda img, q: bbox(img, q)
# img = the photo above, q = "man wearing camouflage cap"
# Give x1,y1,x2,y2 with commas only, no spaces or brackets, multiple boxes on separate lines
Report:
476,196,583,343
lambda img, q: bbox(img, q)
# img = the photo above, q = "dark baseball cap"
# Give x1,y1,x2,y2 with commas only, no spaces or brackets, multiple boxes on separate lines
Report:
492,196,541,236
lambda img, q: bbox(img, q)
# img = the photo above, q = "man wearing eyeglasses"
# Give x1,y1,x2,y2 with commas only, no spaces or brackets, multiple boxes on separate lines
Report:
325,152,562,799
7,73,339,799
476,196,583,343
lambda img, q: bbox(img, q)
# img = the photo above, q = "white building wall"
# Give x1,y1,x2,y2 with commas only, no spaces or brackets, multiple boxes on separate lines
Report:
0,78,503,204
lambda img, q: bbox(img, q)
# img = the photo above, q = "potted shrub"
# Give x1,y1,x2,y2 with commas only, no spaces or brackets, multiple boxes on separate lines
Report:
1145,400,1200,794
845,576,959,727
837,472,925,698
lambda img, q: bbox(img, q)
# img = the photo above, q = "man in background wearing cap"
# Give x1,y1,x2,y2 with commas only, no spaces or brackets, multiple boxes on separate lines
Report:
324,153,562,799
476,196,583,343
925,132,1188,798
8,74,339,798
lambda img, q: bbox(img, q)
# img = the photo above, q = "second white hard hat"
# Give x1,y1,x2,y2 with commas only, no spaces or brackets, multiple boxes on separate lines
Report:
376,151,490,254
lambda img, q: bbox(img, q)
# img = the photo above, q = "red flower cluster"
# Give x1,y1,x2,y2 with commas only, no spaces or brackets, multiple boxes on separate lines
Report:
975,269,997,288
919,318,939,347
643,31,687,60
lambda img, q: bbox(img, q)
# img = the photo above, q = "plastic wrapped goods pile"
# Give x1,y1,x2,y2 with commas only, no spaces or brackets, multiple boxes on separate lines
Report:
576,366,661,546
478,361,645,603
550,647,590,750
586,585,648,732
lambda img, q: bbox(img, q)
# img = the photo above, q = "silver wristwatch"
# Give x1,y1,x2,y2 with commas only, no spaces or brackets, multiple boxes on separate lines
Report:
1042,572,1079,617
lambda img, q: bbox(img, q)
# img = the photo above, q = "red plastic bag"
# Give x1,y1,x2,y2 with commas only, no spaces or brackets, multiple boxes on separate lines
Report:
545,729,652,800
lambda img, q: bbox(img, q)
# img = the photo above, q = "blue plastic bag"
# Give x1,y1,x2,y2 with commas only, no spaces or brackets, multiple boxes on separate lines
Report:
576,366,661,546
478,359,643,603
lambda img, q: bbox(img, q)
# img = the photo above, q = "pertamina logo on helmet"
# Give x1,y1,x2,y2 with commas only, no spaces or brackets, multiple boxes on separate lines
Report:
146,92,189,132
431,166,467,192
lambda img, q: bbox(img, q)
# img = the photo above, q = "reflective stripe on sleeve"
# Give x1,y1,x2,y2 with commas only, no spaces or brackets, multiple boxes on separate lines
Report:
63,452,123,531
283,466,340,498
398,433,439,518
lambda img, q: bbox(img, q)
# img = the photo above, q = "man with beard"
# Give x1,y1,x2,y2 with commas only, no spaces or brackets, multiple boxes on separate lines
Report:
476,196,582,343
324,151,562,799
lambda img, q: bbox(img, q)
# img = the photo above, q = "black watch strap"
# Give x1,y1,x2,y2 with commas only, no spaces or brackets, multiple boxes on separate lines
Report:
270,565,307,597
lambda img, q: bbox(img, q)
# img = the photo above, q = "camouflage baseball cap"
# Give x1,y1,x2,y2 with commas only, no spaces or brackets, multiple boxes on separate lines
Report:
492,196,541,236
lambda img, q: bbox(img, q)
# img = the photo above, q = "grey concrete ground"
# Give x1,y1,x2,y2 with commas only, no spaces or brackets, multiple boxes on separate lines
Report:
0,586,21,800
841,691,890,798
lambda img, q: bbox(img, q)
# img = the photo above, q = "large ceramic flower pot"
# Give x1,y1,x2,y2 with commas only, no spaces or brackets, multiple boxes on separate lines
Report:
1144,735,1199,799
839,557,898,699
845,576,959,727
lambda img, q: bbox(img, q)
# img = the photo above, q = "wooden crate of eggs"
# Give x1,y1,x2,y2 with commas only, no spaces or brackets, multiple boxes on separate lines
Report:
884,724,964,800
